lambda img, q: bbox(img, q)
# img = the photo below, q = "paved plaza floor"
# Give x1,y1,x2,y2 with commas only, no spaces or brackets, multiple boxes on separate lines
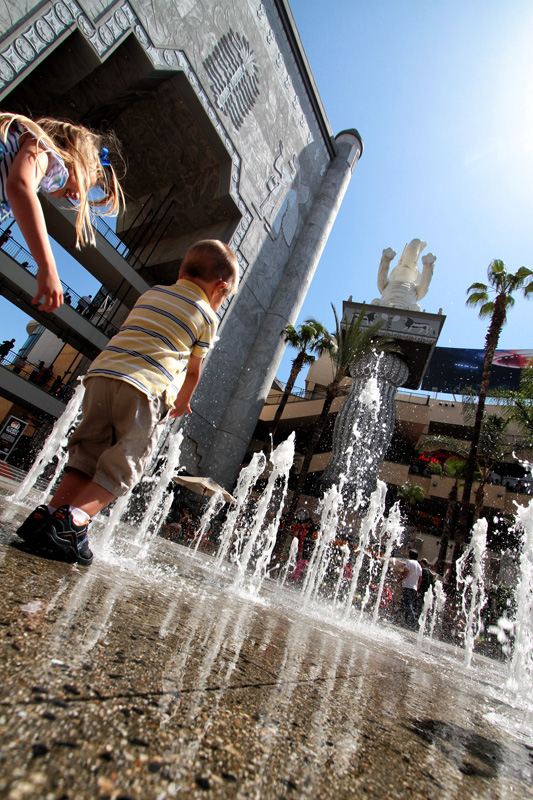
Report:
0,500,532,800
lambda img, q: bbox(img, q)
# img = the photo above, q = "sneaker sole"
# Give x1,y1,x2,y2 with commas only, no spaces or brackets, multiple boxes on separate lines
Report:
41,524,93,566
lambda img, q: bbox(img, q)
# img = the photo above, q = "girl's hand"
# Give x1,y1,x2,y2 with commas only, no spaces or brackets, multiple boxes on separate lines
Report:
33,268,64,312
6,137,64,313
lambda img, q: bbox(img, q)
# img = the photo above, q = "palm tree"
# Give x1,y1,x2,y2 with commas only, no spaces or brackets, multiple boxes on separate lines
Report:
285,304,399,521
495,363,533,449
396,481,425,548
270,319,333,445
396,481,425,512
435,457,471,575
471,414,513,519
416,437,470,574
451,260,533,587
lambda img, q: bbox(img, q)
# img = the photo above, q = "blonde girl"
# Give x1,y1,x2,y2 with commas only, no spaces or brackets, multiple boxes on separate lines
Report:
0,112,124,312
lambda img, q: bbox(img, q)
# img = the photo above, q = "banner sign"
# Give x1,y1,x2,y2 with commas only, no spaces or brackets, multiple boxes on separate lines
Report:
0,415,27,461
421,348,533,394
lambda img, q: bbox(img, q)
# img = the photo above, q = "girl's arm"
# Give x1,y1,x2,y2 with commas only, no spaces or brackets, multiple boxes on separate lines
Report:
6,138,63,312
170,355,203,418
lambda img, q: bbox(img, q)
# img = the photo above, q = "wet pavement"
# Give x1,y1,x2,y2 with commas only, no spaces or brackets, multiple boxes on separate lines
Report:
0,501,532,800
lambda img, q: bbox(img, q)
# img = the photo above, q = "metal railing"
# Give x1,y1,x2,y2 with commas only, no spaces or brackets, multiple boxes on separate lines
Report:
0,233,119,337
92,213,131,259
264,385,351,406
0,357,75,403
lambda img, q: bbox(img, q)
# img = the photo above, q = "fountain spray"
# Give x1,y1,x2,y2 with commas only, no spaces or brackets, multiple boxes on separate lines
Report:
233,434,295,593
507,498,533,693
9,382,85,509
214,451,267,569
456,517,488,668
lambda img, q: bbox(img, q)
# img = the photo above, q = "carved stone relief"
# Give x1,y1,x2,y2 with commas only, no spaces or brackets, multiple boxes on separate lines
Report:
203,29,259,131
253,140,309,247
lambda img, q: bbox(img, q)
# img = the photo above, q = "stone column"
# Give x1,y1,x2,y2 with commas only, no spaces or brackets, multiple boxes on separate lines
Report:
321,351,409,503
199,130,363,488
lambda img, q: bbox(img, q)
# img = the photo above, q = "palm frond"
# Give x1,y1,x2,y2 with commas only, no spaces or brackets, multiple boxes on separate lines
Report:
488,259,506,278
417,435,469,459
477,301,495,318
330,303,401,381
466,291,489,306
281,325,300,347
281,318,332,357
514,266,533,281
467,282,488,293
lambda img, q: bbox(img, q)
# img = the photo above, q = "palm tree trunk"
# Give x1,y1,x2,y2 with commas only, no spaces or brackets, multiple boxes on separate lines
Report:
285,382,339,522
270,353,305,441
450,292,507,592
472,480,486,523
434,481,458,575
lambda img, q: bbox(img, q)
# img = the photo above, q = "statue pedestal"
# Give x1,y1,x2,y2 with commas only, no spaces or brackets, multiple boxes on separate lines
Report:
344,302,446,390
321,301,445,502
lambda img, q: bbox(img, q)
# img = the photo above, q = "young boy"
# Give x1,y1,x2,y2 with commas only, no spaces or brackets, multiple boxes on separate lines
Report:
16,239,239,565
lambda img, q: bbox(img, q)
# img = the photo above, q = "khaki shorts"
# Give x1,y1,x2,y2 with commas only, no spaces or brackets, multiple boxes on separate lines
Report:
67,377,170,496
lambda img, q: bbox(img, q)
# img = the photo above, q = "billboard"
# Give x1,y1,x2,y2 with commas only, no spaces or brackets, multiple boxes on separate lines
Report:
421,348,533,394
0,415,27,461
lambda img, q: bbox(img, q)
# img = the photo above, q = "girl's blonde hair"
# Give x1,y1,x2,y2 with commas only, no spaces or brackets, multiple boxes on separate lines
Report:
0,112,125,248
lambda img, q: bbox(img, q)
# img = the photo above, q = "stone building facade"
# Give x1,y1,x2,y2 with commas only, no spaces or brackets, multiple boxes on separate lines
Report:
0,1,362,487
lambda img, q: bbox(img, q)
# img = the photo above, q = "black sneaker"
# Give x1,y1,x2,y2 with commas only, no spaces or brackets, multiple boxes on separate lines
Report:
16,505,51,547
41,505,93,566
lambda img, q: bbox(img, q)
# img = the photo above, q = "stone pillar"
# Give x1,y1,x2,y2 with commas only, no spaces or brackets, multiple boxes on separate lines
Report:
198,130,363,488
321,351,409,502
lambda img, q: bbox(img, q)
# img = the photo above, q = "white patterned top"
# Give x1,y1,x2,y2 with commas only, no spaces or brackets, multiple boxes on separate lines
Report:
0,121,69,224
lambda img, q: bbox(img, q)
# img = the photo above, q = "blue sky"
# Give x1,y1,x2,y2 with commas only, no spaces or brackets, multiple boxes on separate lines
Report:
2,1,533,385
276,0,533,387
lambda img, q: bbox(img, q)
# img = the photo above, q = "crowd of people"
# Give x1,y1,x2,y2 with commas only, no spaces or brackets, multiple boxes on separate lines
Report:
0,343,75,401
159,506,436,627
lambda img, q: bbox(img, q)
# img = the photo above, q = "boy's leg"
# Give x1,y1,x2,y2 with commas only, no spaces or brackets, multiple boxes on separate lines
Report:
16,374,116,558
19,379,167,564
49,469,117,517
35,471,117,566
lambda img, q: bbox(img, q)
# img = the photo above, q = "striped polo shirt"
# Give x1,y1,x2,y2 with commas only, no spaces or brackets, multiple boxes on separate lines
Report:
86,280,218,404
0,122,69,224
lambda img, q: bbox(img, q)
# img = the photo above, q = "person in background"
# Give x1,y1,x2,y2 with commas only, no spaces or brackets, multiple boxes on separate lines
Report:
416,557,435,618
29,359,44,382
50,374,63,395
0,338,15,360
397,548,422,629
12,354,27,374
38,364,53,386
76,294,92,313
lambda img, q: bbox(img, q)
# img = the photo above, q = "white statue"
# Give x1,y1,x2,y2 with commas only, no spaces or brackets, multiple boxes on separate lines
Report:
371,238,436,311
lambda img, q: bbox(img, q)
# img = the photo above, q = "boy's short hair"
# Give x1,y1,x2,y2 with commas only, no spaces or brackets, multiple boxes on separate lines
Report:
408,549,419,560
181,239,239,294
